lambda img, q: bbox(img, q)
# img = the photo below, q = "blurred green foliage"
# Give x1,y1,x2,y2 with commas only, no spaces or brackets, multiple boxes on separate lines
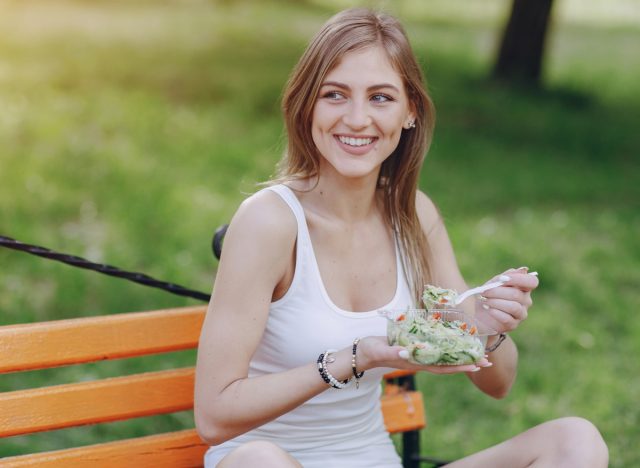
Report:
0,0,638,466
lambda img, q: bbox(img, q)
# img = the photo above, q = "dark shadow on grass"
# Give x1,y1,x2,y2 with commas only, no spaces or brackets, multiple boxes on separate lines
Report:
414,53,640,213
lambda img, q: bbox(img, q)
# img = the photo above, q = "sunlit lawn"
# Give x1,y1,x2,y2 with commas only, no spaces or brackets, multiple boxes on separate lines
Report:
0,0,638,466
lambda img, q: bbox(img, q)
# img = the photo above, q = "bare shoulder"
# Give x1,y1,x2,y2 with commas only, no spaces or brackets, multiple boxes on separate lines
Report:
224,188,297,259
415,190,443,236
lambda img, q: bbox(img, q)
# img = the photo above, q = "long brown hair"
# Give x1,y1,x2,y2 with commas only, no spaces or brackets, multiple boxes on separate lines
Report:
276,8,436,304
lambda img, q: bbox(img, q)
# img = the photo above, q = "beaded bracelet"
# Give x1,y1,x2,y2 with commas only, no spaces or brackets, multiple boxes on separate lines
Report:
351,338,365,389
316,349,351,389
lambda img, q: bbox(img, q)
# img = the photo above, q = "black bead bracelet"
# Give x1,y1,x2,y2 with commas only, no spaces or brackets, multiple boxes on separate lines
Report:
351,338,365,389
317,350,351,389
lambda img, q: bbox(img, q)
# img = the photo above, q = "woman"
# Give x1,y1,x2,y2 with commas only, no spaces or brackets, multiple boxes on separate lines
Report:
194,8,608,467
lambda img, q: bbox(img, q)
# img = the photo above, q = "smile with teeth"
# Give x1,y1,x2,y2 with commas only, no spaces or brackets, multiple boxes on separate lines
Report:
337,135,376,147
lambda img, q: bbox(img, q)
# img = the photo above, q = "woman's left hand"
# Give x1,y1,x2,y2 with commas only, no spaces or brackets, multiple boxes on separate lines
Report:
475,266,539,334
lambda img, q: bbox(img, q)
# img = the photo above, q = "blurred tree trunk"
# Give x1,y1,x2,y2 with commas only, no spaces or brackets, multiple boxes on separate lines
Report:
493,0,555,86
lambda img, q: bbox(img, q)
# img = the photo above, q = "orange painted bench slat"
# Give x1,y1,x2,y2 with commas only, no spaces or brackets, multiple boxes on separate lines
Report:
383,368,419,380
0,306,206,373
381,390,426,433
0,368,195,437
0,429,208,467
0,307,425,464
0,395,422,466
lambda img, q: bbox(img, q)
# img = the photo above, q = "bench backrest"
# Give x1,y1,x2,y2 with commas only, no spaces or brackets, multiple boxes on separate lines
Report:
0,306,424,466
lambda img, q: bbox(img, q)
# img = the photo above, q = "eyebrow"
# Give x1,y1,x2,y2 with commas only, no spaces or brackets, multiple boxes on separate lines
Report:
320,81,401,93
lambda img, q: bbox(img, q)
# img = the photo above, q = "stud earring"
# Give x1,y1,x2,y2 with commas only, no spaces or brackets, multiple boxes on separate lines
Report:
407,120,416,129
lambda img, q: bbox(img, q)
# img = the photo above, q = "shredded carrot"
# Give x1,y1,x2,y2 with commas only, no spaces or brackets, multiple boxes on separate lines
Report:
469,325,477,335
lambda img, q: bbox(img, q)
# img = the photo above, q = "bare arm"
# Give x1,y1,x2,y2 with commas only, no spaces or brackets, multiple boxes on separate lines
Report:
415,190,522,399
194,191,333,445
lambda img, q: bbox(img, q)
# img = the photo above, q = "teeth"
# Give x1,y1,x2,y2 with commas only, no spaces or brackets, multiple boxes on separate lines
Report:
338,136,374,147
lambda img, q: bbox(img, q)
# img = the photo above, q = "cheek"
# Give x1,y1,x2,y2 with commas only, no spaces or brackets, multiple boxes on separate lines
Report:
311,123,331,158
310,128,319,153
311,119,325,141
311,102,334,127
384,124,403,145
375,126,403,155
379,110,405,136
311,107,333,137
310,110,321,144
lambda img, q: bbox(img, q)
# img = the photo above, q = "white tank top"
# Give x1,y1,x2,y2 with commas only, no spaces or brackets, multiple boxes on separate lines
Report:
204,184,414,468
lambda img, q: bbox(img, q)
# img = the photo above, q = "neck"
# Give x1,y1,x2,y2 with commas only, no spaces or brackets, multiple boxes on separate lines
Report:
302,172,381,224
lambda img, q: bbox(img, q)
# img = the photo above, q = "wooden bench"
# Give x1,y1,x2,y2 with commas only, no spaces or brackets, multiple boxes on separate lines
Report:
0,305,431,467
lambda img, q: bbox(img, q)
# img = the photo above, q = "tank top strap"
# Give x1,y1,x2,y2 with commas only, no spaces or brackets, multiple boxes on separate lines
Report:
263,184,311,246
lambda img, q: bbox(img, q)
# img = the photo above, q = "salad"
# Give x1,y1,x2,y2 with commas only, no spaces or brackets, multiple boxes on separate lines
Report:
422,284,458,309
387,309,484,365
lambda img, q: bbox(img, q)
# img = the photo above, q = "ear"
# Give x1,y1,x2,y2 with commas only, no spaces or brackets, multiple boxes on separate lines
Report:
403,113,417,129
403,104,417,130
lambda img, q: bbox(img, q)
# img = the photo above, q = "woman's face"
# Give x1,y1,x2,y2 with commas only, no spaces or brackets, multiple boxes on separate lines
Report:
311,46,415,182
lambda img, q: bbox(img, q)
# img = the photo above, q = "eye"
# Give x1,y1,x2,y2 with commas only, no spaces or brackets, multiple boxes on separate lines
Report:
321,91,345,101
371,93,394,103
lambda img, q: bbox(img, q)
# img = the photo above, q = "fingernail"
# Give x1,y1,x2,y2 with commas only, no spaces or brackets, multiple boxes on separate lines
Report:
483,362,494,367
482,304,490,310
499,275,511,282
471,367,481,372
528,271,538,276
479,295,487,302
398,349,410,360
517,266,529,272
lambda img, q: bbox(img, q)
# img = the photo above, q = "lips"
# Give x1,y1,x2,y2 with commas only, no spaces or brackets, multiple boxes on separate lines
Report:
334,135,378,155
337,135,374,147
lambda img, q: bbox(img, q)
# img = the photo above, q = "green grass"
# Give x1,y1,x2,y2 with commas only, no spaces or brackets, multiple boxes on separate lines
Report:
1,0,639,465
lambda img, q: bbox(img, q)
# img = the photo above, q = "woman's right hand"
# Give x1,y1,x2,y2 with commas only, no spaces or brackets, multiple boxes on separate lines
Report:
357,336,492,374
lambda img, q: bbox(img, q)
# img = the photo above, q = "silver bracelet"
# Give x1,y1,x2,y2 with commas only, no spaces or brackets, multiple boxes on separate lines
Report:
317,349,351,389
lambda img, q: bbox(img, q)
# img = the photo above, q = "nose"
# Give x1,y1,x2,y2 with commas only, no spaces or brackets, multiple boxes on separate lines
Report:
342,98,371,129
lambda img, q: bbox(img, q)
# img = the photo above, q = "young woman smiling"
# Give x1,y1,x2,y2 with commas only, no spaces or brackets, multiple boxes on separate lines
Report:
194,8,608,468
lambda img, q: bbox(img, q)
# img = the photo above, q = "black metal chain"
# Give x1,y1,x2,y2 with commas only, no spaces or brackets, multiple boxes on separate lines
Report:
0,235,211,302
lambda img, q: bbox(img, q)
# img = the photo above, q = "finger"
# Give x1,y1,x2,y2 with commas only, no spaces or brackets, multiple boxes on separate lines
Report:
501,272,539,291
506,266,529,274
484,307,519,331
482,285,527,303
476,357,492,367
395,348,493,372
481,298,528,321
425,364,481,374
478,317,507,335
482,286,533,310
510,266,539,279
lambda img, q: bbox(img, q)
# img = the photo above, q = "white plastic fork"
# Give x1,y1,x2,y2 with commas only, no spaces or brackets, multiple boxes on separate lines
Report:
454,271,538,305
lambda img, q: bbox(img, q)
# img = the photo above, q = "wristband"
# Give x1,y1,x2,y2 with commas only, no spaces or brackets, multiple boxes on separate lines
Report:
485,333,507,353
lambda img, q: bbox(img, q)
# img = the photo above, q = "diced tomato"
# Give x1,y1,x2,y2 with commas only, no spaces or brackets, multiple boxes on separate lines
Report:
469,325,477,335
460,322,468,331
432,312,442,320
397,314,406,321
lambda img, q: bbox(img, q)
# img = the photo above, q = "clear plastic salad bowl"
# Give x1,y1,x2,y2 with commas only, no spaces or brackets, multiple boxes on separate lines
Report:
379,308,497,366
